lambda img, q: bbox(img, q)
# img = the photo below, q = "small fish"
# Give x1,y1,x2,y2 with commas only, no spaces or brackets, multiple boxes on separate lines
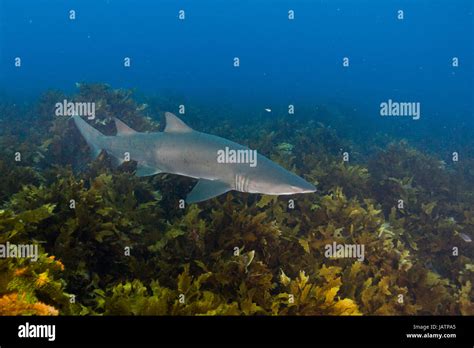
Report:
264,108,271,113
459,233,472,243
136,103,148,111
120,91,132,103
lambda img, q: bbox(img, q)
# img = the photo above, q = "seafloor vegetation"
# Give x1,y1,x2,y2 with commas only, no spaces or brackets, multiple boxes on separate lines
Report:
0,84,472,315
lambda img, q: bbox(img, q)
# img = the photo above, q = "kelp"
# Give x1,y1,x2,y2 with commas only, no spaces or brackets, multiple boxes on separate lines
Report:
273,267,361,315
0,83,472,316
0,157,41,204
0,293,59,316
0,204,73,315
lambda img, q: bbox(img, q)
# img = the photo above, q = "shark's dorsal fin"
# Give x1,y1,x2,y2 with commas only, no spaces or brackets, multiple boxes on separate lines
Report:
164,112,193,133
115,118,137,135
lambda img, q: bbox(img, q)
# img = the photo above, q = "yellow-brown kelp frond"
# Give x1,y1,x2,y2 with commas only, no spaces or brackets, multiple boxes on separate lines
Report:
0,84,472,315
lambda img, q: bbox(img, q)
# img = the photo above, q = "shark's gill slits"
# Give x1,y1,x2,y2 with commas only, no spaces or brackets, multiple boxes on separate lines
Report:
234,173,249,192
243,175,250,192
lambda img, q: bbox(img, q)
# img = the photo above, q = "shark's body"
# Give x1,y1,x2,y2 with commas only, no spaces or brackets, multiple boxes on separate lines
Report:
72,113,316,203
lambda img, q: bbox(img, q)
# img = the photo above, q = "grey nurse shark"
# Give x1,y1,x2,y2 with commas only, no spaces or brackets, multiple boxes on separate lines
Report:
72,113,316,203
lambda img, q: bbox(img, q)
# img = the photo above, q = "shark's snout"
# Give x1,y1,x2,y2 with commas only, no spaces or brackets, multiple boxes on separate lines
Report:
255,173,316,196
291,181,317,194
288,176,317,194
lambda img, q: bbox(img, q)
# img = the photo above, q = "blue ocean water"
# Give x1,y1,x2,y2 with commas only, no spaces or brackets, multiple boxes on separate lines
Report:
0,0,473,151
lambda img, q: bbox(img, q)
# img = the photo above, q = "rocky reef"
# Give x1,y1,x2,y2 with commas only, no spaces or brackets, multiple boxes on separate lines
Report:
0,84,472,315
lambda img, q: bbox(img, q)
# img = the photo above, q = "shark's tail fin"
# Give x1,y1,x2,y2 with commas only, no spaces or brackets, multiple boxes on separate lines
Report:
72,115,106,158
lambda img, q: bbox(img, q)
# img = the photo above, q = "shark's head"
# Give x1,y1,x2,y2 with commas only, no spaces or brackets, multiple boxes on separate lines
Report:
246,164,317,196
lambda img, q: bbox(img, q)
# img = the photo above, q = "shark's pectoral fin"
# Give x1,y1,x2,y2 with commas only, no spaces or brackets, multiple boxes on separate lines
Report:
186,179,231,204
90,146,103,159
135,164,162,177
